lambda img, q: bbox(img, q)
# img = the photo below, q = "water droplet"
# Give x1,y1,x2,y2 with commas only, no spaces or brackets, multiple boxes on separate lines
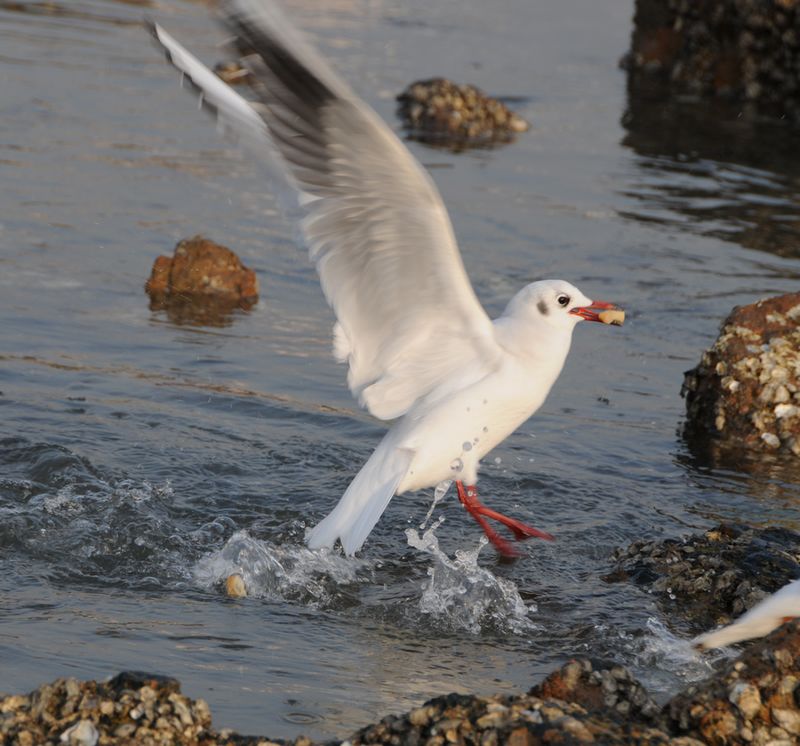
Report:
421,481,452,529
494,457,502,465
462,441,472,452
450,458,464,472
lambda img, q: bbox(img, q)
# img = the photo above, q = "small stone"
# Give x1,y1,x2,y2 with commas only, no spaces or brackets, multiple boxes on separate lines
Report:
729,682,761,720
226,573,247,599
170,696,194,726
506,726,533,746
60,719,99,746
1,695,29,713
558,715,595,742
409,706,432,727
476,712,505,729
772,708,800,735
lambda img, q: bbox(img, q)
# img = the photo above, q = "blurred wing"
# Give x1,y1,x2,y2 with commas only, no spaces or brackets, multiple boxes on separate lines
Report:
150,0,502,420
693,578,800,649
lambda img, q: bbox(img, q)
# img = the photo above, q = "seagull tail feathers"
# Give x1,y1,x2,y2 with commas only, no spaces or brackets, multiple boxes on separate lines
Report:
307,443,412,555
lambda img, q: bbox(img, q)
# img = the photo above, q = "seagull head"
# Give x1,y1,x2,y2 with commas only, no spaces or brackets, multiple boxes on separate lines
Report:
506,280,625,332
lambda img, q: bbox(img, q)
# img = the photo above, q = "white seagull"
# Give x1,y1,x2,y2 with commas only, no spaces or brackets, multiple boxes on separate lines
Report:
149,0,624,557
693,577,800,649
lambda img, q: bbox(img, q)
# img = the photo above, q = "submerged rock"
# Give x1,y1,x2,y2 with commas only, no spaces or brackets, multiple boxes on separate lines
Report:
624,0,800,120
145,235,259,326
396,78,529,149
681,293,800,457
607,523,800,631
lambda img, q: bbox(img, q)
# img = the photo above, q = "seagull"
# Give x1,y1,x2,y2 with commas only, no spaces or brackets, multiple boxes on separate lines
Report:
693,577,800,649
148,0,625,557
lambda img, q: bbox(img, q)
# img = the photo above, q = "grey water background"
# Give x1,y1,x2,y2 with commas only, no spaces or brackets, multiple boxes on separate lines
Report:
2,0,800,738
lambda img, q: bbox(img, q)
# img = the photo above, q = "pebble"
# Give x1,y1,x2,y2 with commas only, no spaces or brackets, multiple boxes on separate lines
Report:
225,572,247,598
729,682,761,720
60,719,98,746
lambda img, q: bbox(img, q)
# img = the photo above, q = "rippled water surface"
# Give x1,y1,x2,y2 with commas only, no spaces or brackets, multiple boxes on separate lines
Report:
2,0,800,738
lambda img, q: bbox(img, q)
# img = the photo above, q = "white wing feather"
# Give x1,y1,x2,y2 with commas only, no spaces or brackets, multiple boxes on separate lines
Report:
693,578,800,649
150,0,502,420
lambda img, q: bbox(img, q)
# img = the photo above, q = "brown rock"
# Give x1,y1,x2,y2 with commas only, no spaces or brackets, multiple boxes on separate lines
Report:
145,235,259,325
506,726,534,746
682,293,800,457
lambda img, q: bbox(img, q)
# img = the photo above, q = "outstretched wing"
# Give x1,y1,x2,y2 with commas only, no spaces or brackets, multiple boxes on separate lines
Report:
150,0,502,420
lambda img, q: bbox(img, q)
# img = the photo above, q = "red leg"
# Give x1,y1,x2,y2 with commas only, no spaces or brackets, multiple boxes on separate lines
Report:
455,481,554,557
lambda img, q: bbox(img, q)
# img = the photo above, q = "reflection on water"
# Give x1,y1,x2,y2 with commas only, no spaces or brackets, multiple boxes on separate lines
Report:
620,88,800,259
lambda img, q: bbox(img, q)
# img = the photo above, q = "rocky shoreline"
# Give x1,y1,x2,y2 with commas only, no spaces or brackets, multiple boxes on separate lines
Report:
4,618,799,746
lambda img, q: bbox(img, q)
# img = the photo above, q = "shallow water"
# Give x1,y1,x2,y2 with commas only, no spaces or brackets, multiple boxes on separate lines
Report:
2,0,800,738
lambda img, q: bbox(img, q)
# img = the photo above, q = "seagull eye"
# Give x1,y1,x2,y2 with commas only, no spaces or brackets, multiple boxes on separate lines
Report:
557,294,570,307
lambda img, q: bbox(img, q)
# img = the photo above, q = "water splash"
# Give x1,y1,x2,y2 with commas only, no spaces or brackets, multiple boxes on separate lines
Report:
596,617,733,697
420,480,451,529
405,522,539,635
639,617,733,682
193,530,372,608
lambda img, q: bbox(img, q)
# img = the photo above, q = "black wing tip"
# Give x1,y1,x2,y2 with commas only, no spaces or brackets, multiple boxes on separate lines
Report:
143,16,159,40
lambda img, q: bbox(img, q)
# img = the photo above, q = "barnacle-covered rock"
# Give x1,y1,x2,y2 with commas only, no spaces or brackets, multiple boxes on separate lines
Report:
606,523,800,631
396,78,529,149
682,293,800,456
530,658,661,723
0,671,216,746
624,0,800,120
667,619,800,745
5,639,800,746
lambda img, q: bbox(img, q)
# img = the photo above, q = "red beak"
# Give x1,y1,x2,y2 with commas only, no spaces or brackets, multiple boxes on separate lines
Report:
569,300,625,326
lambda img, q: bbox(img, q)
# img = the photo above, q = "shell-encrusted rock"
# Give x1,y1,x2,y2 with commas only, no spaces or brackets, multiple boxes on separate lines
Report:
667,620,800,743
4,629,800,746
606,523,800,631
624,0,800,121
682,293,800,458
397,78,529,149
